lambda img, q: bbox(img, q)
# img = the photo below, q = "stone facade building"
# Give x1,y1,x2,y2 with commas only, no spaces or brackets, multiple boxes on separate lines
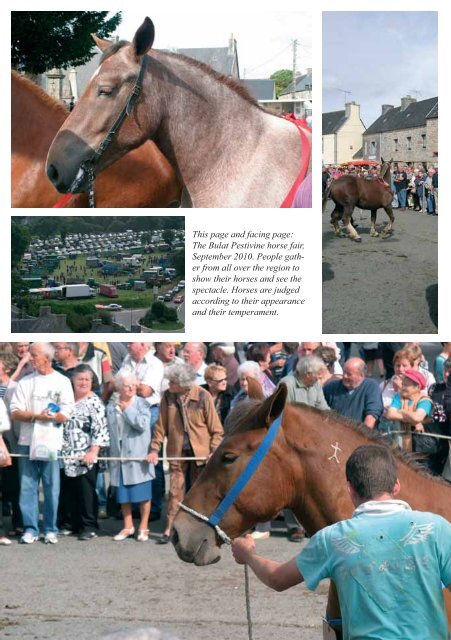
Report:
362,96,438,165
322,102,366,164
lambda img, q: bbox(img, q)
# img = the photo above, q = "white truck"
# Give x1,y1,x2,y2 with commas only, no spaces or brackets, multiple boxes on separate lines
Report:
62,284,95,299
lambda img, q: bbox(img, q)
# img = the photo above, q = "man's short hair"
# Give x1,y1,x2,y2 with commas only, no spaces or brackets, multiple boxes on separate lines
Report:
346,444,397,500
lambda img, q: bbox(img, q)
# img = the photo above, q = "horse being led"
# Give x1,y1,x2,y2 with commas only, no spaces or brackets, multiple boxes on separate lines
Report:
46,18,311,208
11,71,180,207
323,159,394,242
173,384,451,636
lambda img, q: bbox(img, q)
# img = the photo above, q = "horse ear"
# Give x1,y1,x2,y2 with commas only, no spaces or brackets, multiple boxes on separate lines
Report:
258,383,288,428
91,34,113,52
247,377,264,401
132,17,155,59
381,157,384,163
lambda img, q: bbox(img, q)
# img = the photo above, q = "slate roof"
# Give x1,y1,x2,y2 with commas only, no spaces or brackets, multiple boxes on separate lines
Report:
241,79,275,101
175,47,238,77
322,110,346,135
364,97,438,135
280,72,312,96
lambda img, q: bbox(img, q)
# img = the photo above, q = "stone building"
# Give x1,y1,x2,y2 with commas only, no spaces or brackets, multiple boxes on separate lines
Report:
243,70,312,122
322,102,366,164
362,96,438,165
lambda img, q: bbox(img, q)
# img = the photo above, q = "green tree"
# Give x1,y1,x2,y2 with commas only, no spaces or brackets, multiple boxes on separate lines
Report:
172,249,185,277
270,69,293,96
11,223,30,268
162,229,175,246
11,11,122,74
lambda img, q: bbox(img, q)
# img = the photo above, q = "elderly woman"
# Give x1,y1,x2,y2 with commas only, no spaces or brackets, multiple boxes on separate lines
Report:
231,361,274,408
60,364,109,540
107,372,155,542
148,363,223,544
202,364,233,424
385,369,433,452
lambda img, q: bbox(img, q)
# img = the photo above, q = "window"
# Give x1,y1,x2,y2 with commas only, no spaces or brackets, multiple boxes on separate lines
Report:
407,136,412,150
394,138,398,152
421,134,426,148
370,141,376,154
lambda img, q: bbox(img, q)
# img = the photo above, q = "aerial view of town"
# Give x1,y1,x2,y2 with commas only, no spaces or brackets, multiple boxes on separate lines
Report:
11,216,185,333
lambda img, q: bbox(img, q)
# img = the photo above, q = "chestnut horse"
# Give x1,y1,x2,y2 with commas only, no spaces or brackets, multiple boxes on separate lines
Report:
46,18,310,208
323,159,394,242
11,71,181,207
173,384,451,636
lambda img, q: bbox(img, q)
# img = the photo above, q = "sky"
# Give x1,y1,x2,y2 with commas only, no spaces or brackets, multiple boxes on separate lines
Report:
323,12,438,127
109,10,312,79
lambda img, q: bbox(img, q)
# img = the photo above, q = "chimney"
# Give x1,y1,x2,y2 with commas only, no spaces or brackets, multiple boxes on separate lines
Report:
228,33,235,56
381,104,394,115
345,101,359,119
400,95,416,111
306,67,312,77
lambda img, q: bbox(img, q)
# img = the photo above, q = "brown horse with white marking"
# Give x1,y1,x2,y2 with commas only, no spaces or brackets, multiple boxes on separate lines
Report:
46,18,310,208
324,159,394,242
173,384,451,636
11,71,180,207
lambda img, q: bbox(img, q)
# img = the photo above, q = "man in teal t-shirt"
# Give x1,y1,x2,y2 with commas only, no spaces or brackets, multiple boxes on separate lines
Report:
232,444,451,640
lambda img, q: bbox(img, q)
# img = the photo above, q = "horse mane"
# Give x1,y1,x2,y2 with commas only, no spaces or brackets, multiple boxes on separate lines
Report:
97,40,266,112
225,397,449,487
290,402,450,487
11,70,68,116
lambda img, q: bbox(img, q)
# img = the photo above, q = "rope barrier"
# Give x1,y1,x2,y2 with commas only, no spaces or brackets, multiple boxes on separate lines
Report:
8,454,208,462
380,431,451,442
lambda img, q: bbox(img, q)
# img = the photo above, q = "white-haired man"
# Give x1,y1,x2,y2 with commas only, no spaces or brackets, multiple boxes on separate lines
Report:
10,343,74,544
182,343,208,385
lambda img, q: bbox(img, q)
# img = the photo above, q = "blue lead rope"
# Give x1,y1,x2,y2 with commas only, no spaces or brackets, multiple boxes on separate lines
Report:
208,413,283,527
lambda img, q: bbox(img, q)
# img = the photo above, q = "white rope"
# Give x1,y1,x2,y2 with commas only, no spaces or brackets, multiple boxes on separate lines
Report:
380,431,451,442
177,502,253,640
8,454,208,462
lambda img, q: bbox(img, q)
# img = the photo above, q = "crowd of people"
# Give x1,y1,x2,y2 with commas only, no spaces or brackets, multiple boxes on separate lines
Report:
322,163,439,214
0,341,449,548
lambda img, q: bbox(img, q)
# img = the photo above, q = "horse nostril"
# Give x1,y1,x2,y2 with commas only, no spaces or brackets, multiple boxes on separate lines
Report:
47,163,59,183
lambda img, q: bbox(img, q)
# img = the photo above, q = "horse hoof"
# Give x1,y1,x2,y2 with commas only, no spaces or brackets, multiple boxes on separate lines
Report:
353,237,362,243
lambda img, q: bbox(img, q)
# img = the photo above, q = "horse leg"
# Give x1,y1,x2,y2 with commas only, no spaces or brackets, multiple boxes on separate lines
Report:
343,207,361,242
330,206,344,238
325,581,343,639
370,209,379,237
380,204,394,238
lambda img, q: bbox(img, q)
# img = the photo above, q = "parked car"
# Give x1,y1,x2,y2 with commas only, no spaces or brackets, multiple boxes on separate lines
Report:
173,294,184,304
157,295,165,302
104,303,122,311
164,293,172,302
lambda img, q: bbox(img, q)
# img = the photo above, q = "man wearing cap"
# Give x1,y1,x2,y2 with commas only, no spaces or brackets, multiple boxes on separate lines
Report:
209,343,239,387
386,369,433,452
323,358,383,428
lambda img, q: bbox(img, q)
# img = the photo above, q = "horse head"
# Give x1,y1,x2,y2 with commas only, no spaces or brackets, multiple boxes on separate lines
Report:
46,17,157,194
173,384,291,566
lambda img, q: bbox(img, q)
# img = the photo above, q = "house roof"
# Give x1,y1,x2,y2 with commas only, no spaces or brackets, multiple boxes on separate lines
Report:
280,72,312,96
322,110,346,135
241,79,275,101
364,97,438,135
174,46,239,77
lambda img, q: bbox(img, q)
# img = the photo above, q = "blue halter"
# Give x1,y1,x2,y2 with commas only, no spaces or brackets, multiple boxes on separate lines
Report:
208,412,283,528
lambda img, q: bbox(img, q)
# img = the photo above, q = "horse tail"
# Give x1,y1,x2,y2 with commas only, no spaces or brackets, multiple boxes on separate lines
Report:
322,182,332,212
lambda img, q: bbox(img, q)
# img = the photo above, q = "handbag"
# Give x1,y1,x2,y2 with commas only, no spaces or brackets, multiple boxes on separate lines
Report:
29,423,61,461
0,437,12,467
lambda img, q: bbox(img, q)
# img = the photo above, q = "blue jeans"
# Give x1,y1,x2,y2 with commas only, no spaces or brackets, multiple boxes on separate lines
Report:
396,188,407,208
18,445,60,535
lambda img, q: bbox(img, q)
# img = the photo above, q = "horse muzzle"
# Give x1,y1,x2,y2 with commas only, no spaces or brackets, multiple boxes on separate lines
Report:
172,517,221,566
46,130,95,193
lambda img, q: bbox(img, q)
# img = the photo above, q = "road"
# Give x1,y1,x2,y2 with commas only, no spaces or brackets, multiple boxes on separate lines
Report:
323,201,438,334
0,516,326,640
114,302,185,332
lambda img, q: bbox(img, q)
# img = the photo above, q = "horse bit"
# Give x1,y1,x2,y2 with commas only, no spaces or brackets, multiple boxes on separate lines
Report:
70,55,147,207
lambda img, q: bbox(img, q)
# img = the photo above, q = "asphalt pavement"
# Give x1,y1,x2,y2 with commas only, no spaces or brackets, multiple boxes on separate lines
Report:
0,514,326,640
322,202,438,334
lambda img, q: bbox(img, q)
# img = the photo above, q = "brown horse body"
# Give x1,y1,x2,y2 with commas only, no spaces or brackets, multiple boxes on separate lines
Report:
326,161,394,242
11,71,180,207
45,18,308,208
173,386,451,633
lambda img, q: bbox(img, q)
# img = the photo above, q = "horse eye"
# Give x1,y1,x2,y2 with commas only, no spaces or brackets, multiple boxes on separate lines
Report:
222,453,238,465
98,86,114,97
